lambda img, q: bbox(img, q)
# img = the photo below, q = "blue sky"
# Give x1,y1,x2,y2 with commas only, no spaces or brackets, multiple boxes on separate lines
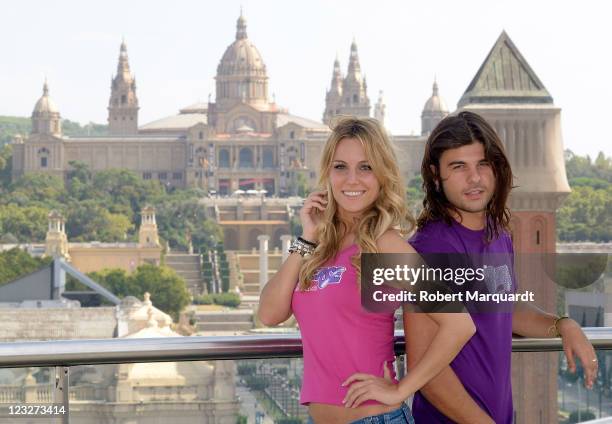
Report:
1,0,610,157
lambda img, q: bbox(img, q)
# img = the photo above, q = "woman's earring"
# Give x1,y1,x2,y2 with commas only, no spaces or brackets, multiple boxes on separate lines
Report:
434,181,440,192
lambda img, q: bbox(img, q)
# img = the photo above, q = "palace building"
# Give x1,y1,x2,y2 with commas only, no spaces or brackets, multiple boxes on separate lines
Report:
10,12,445,195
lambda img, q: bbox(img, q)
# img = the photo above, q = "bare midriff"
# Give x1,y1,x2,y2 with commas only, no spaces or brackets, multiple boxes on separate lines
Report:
308,402,402,424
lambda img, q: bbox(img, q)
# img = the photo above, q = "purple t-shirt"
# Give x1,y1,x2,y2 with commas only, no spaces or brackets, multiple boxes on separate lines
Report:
408,219,514,424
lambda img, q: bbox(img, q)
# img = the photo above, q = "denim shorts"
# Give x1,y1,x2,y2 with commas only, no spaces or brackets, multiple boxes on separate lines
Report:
307,403,415,424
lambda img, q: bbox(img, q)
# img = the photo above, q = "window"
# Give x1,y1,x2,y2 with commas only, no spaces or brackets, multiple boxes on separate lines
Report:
262,147,274,168
239,148,254,168
143,172,152,180
121,94,127,104
37,148,49,168
219,149,230,168
198,131,203,140
290,131,295,139
158,172,168,180
173,173,183,180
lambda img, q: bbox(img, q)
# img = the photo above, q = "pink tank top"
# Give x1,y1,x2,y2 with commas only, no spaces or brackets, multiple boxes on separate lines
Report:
291,244,398,406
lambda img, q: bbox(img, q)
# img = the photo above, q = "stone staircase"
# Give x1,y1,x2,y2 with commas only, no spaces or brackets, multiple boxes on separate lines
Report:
194,309,254,332
233,252,283,296
165,253,204,296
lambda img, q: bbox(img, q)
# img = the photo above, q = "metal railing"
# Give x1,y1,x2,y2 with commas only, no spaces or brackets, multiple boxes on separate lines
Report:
1,328,611,423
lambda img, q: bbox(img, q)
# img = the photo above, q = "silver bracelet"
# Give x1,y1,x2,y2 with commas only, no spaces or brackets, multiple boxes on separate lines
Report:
288,237,316,257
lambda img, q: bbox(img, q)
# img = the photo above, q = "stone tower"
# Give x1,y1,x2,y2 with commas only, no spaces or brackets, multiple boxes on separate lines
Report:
323,40,370,123
421,78,448,135
374,90,386,126
108,41,139,135
139,206,160,248
323,55,343,125
45,210,69,259
458,30,571,423
32,80,62,137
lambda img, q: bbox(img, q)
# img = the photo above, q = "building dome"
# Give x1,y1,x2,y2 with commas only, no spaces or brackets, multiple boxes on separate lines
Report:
216,13,267,78
422,80,448,113
33,81,59,114
215,12,269,106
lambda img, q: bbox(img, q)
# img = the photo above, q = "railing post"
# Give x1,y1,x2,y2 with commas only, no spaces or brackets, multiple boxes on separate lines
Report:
54,366,69,424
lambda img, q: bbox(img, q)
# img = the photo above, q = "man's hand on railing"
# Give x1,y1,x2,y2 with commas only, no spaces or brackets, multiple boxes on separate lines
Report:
558,318,598,389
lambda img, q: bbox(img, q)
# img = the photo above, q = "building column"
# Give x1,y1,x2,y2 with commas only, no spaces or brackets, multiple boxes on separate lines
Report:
280,234,292,262
258,235,270,292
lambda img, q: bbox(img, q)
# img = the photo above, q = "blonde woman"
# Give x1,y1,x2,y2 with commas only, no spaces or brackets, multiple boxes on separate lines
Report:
258,117,475,424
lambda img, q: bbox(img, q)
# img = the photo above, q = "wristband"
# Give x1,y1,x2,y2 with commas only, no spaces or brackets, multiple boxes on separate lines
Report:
547,315,570,337
298,236,318,247
288,237,316,257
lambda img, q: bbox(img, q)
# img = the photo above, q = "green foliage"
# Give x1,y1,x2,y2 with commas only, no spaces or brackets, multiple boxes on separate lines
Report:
235,415,247,424
193,292,241,307
237,363,257,376
193,294,214,305
287,171,311,197
565,150,612,182
0,144,13,190
0,116,108,146
244,375,269,390
87,264,190,320
1,163,222,248
0,248,52,286
557,150,611,242
64,199,133,242
0,116,30,146
0,204,49,242
155,193,223,251
557,185,612,242
5,173,67,208
61,120,108,137
406,175,424,216
567,410,595,423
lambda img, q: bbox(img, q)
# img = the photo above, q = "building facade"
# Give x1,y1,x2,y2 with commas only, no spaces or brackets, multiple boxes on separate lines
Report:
11,12,442,194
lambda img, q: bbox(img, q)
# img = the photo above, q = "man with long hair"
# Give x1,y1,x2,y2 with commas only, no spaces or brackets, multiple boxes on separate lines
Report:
405,111,597,423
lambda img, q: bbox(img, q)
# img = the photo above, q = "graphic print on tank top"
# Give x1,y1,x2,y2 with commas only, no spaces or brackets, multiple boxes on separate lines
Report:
295,266,347,292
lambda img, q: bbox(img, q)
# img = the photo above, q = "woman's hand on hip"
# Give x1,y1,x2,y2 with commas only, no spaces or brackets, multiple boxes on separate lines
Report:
342,362,405,408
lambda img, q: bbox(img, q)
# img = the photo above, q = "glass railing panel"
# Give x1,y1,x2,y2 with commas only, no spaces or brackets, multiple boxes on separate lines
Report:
0,366,61,423
557,349,612,423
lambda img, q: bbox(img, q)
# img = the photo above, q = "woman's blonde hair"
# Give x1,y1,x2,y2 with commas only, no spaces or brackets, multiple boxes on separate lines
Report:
298,116,415,290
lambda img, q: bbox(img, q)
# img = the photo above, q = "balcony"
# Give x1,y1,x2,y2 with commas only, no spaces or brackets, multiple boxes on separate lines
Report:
1,330,611,423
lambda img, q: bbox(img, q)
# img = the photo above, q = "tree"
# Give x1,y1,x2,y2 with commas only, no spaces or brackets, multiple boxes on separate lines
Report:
65,199,133,242
129,264,191,320
155,196,222,251
0,144,14,191
87,264,190,320
0,204,49,242
4,173,66,208
557,186,612,242
0,248,52,286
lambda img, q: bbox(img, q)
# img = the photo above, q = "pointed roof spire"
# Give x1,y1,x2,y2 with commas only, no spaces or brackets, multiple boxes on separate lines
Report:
432,75,439,96
114,40,133,83
43,78,49,96
328,55,343,95
236,8,247,40
346,38,362,82
459,31,552,106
